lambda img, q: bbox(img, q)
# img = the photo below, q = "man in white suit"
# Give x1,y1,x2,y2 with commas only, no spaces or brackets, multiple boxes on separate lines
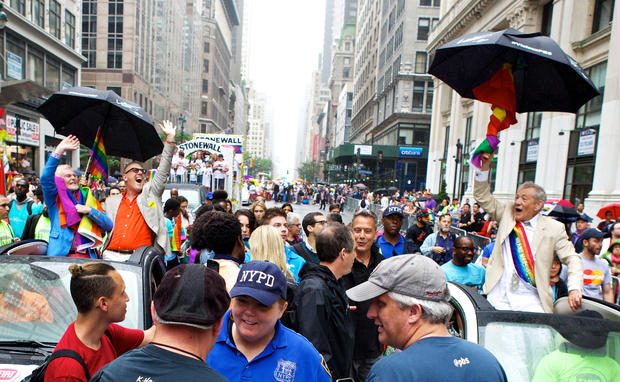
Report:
474,153,582,313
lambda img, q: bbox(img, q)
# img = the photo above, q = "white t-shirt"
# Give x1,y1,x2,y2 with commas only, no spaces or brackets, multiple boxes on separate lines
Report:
176,158,188,176
580,253,612,300
213,160,228,179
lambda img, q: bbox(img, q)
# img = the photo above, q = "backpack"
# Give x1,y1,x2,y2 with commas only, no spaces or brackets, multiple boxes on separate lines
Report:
10,200,33,215
24,331,111,382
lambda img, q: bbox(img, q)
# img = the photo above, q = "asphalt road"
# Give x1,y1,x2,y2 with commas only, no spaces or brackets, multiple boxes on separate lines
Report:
265,200,354,225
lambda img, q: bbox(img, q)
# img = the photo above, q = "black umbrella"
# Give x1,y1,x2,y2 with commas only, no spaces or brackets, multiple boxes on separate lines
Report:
374,188,389,195
429,28,599,113
38,86,163,161
388,186,399,192
546,204,580,220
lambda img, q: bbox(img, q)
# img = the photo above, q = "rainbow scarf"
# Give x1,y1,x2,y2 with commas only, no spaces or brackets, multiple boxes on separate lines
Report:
88,129,108,183
55,178,104,252
470,63,518,169
508,221,536,287
171,216,186,252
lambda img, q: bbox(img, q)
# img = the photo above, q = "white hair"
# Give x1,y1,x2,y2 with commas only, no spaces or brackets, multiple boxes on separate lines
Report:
517,181,547,202
54,164,74,177
388,291,453,324
286,212,300,225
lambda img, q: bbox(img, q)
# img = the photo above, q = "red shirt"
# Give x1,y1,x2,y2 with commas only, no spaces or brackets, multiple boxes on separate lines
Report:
44,322,144,382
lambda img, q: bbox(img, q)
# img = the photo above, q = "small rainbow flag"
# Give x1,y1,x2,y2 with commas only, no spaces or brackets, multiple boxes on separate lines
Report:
88,128,108,183
247,158,254,168
148,169,156,182
171,216,186,252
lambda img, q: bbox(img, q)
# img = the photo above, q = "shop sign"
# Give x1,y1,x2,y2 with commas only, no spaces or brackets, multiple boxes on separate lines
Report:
7,52,22,80
354,144,372,156
399,147,423,157
5,116,40,146
577,129,596,156
526,139,539,162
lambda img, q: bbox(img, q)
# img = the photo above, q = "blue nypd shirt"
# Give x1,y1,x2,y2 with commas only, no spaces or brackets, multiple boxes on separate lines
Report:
207,311,332,382
377,234,405,258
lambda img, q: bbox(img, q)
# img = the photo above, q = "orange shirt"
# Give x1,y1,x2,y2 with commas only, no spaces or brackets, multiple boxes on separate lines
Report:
107,194,153,250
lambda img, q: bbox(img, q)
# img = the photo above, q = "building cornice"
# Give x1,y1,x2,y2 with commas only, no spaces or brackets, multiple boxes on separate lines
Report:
571,24,612,52
427,0,494,55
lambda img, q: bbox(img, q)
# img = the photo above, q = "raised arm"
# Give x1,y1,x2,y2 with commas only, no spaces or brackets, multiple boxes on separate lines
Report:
41,135,80,208
473,153,505,222
151,120,177,197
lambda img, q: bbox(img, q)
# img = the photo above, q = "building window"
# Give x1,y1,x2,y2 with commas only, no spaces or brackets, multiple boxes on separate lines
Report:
575,62,606,130
413,81,424,112
344,57,351,65
202,79,209,94
415,51,427,73
426,80,434,113
417,18,430,41
525,112,542,140
65,11,76,48
45,58,60,90
541,1,553,36
107,86,121,96
27,49,44,85
204,42,210,53
394,23,403,49
592,0,614,34
420,0,440,5
107,0,124,69
204,59,209,73
343,68,350,78
82,0,97,68
49,0,62,39
10,0,25,15
32,0,45,27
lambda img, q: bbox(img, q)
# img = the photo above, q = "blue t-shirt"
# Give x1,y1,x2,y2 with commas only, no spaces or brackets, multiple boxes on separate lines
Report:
482,242,495,259
91,344,227,382
377,234,405,258
9,200,43,238
207,311,332,382
442,261,486,290
245,245,306,283
367,336,507,382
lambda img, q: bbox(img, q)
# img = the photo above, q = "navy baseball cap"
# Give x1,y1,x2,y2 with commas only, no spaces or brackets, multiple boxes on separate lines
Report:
230,261,287,305
206,192,213,200
577,213,593,223
581,228,603,241
383,205,404,218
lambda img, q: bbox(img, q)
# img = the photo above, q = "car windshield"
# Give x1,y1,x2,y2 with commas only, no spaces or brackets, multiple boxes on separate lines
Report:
478,317,620,381
0,259,142,344
162,189,201,210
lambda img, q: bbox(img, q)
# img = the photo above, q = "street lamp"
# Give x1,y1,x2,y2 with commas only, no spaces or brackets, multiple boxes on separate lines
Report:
453,139,463,200
0,2,8,29
178,114,186,142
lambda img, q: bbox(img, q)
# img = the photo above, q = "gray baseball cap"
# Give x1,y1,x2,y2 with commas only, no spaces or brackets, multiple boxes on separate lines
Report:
346,254,450,302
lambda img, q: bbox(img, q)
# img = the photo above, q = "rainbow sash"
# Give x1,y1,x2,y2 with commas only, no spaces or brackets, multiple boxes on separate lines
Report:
508,221,536,287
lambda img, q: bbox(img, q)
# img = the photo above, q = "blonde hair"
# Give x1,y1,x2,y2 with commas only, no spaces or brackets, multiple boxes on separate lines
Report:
249,225,295,281
251,201,266,213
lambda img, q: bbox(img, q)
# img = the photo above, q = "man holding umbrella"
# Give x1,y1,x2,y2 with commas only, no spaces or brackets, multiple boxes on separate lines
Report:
102,121,176,261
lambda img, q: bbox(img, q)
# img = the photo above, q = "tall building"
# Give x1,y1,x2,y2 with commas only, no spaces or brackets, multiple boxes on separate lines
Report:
246,87,269,159
426,0,618,219
2,0,83,171
198,0,240,134
335,83,353,146
81,0,188,129
182,1,203,133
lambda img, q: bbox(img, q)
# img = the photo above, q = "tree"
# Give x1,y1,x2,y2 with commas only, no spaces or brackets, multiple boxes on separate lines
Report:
436,179,448,205
297,161,320,182
243,152,272,177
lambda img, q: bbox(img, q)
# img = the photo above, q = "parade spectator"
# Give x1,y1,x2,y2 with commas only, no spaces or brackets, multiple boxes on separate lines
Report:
341,211,385,382
570,214,592,253
346,254,507,382
261,208,306,282
327,212,343,224
9,177,44,238
404,209,433,254
597,210,614,232
601,222,620,254
281,202,293,214
102,121,176,261
602,239,620,276
329,203,341,214
169,188,179,200
250,200,266,223
474,153,582,313
21,200,50,242
285,212,302,245
117,181,126,193
108,187,121,196
41,136,113,258
178,195,194,229
213,154,228,190
0,195,17,245
470,202,486,232
424,195,436,211
441,236,486,292
578,228,613,302
207,261,331,382
458,203,473,230
163,198,182,269
420,213,455,265
234,209,257,247
190,211,245,291
291,212,326,263
550,256,568,301
44,262,155,381
91,264,230,382
377,206,405,258
296,222,355,381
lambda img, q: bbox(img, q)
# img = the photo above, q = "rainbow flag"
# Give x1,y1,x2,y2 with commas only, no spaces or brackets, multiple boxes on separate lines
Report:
171,216,186,252
76,188,105,250
88,128,108,183
247,158,254,168
148,169,156,182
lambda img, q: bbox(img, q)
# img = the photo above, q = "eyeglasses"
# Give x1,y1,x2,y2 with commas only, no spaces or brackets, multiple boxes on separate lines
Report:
125,168,147,175
454,246,475,252
313,220,326,226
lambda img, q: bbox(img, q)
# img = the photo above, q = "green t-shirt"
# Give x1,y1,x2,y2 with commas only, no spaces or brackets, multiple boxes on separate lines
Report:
532,348,620,382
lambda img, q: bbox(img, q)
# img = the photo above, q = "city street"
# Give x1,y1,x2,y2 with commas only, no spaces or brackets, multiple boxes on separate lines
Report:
265,200,354,226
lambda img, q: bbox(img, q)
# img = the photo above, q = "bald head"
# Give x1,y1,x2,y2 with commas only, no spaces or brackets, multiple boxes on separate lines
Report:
0,196,10,219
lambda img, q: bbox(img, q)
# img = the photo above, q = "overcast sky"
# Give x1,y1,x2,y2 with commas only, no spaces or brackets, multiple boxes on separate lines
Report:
247,0,326,179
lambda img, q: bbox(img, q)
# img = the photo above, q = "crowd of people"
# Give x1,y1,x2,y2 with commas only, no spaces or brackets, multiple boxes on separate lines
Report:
1,120,619,381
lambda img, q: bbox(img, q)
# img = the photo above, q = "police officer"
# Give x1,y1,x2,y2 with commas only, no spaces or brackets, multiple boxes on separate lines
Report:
207,261,331,381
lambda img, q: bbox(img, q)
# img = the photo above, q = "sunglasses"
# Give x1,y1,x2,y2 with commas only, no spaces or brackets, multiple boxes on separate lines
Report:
125,168,147,175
